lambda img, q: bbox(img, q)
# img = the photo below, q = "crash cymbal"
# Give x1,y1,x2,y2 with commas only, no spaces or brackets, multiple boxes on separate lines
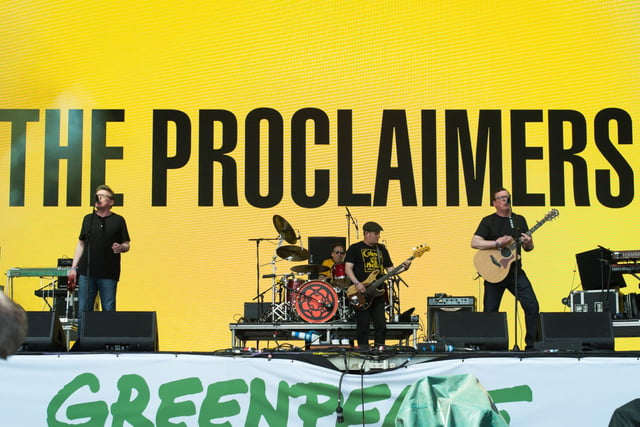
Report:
290,264,330,275
273,215,297,244
276,245,309,261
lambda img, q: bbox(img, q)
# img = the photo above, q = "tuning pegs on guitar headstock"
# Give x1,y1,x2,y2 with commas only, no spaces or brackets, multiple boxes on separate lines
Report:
545,209,560,221
413,244,430,257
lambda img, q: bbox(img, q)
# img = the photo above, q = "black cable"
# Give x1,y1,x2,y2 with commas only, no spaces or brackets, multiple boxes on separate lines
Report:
360,358,367,426
336,356,347,423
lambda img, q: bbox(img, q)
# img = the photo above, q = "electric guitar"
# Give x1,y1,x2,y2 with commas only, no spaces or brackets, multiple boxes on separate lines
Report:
474,209,559,283
347,244,430,311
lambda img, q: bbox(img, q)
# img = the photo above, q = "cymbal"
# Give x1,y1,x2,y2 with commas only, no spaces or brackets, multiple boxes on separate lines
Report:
291,264,330,275
273,215,297,244
276,245,309,261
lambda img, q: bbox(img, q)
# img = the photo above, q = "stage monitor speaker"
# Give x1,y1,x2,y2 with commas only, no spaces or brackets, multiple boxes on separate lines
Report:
576,247,626,290
243,302,268,322
19,311,66,352
433,311,508,351
73,311,158,352
535,312,614,351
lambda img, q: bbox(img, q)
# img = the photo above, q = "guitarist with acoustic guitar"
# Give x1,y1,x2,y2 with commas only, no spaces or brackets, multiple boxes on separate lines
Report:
471,187,540,351
345,221,412,351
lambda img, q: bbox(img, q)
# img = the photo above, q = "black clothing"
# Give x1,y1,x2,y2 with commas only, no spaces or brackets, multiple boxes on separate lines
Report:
345,241,393,348
77,212,130,280
475,212,540,349
474,213,528,267
609,398,640,427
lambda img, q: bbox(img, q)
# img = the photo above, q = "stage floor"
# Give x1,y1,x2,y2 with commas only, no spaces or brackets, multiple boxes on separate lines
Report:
229,321,419,348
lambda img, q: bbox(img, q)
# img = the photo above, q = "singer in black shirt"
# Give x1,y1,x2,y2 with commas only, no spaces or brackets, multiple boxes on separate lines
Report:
68,185,131,333
471,187,539,350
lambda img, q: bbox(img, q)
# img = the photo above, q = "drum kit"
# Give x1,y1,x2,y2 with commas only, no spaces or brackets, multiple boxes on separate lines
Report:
251,215,356,324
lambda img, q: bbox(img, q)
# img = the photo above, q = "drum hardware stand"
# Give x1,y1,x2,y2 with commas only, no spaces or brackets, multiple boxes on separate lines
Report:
335,289,353,323
253,215,308,323
386,276,400,322
385,272,410,322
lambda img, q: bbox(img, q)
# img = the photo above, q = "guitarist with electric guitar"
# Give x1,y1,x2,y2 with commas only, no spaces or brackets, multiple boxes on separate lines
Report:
344,221,415,351
471,187,559,351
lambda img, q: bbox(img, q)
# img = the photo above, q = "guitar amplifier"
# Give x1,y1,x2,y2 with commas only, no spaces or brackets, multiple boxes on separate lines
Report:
427,294,476,336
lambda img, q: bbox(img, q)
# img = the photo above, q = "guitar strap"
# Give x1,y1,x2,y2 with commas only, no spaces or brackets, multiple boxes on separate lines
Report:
375,245,388,291
375,244,383,272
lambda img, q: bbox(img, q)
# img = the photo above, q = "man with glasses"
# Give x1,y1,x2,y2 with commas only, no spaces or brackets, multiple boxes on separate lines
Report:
471,187,539,350
68,185,131,334
319,243,346,284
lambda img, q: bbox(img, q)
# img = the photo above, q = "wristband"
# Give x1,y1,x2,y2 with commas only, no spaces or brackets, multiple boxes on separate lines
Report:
495,241,499,248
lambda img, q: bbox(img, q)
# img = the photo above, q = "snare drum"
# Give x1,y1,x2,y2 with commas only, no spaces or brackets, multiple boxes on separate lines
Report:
294,280,339,323
331,263,351,289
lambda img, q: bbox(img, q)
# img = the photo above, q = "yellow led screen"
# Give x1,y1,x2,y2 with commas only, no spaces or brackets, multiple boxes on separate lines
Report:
1,1,639,351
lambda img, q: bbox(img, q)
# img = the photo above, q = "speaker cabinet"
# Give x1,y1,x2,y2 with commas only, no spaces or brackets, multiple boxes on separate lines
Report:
73,311,158,352
20,311,66,352
535,312,614,351
243,302,268,322
427,296,476,336
433,311,508,351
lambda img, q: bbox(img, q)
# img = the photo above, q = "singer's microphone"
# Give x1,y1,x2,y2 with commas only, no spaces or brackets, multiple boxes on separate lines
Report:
506,196,511,204
95,194,100,204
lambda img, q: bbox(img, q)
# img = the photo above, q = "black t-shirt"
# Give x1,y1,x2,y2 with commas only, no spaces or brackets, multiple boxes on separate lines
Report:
77,212,130,280
345,241,393,283
474,212,529,267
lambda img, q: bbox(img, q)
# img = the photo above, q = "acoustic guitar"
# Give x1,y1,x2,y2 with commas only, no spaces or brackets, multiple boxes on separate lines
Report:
473,209,559,282
347,244,430,311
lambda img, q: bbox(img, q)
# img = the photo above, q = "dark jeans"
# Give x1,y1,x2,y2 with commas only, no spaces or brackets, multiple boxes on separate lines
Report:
77,275,118,334
355,296,386,349
484,268,539,349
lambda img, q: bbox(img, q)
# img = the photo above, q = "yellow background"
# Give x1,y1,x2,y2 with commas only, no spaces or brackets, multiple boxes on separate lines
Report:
1,1,639,351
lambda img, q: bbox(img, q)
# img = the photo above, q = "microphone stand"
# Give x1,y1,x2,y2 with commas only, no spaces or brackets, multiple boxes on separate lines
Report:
248,237,280,300
509,212,523,352
81,199,97,334
511,237,521,352
345,207,358,247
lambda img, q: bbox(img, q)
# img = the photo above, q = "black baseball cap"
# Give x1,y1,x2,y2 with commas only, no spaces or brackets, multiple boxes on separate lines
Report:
363,221,383,232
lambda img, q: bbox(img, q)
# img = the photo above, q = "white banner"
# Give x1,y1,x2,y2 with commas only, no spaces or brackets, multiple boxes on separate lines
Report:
1,353,639,426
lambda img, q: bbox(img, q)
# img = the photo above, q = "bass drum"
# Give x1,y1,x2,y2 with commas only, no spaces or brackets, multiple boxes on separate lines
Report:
294,280,338,323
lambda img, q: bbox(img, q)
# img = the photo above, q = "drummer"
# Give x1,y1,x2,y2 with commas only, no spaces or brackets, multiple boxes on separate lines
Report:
319,243,346,283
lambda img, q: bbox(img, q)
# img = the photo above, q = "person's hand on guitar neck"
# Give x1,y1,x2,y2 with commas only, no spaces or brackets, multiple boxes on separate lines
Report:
519,232,534,251
399,259,412,272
